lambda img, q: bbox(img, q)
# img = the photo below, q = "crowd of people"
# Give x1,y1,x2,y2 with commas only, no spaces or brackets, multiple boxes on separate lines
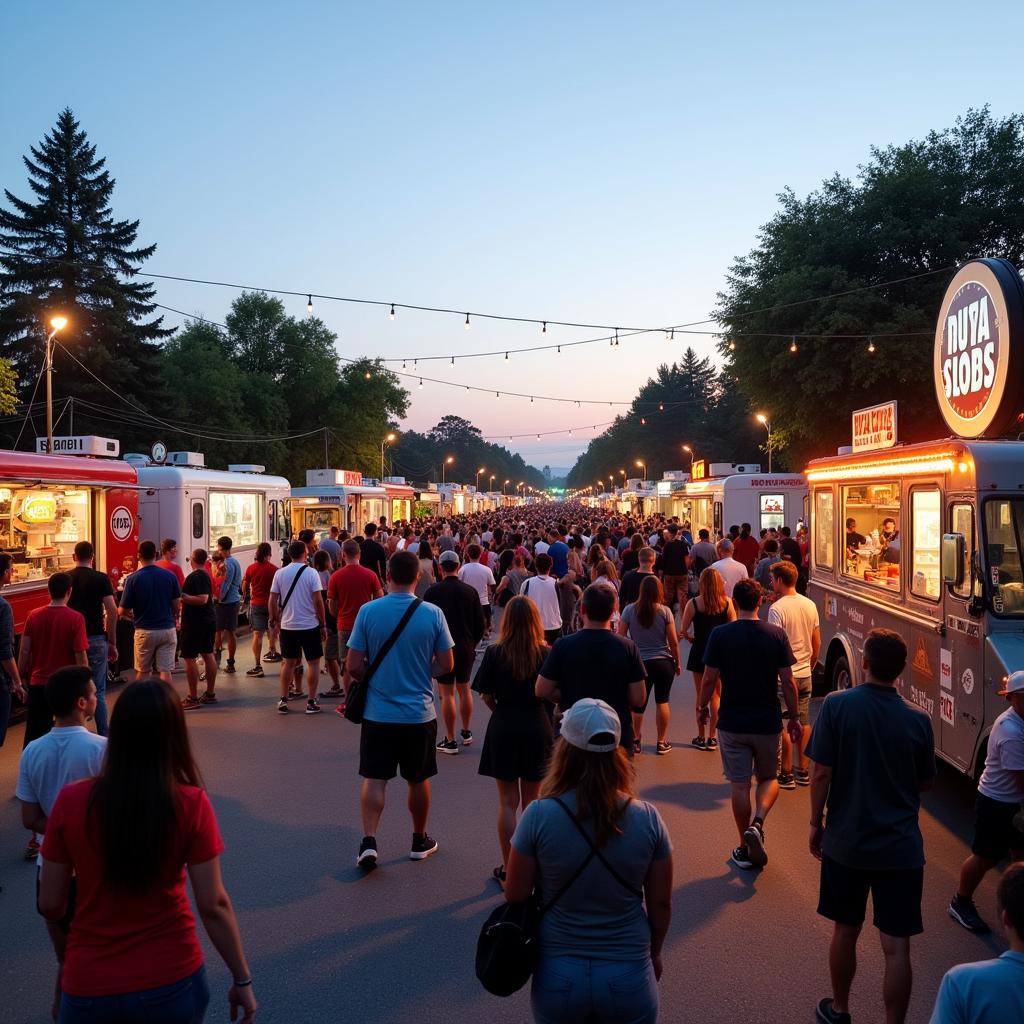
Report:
0,500,1022,1024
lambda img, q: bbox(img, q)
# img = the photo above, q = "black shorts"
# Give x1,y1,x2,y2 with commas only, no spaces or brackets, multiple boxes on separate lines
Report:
971,793,1024,861
640,658,675,709
359,719,438,782
280,626,324,662
482,604,492,626
215,602,239,632
36,868,77,932
817,854,923,937
436,643,476,686
180,624,216,659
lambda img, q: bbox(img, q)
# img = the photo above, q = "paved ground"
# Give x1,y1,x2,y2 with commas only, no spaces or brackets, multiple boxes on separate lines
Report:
0,640,1012,1024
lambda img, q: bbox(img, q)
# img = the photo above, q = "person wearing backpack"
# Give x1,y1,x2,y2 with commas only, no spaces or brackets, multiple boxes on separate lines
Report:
503,698,673,1023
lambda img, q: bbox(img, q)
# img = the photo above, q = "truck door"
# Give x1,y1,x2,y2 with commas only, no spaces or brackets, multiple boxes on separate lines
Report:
941,500,984,771
139,494,160,546
190,497,206,551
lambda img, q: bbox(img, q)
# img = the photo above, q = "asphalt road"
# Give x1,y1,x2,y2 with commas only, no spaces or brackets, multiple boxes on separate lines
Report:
0,641,1012,1024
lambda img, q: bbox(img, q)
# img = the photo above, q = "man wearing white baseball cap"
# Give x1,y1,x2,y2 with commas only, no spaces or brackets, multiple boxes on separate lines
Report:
950,670,1024,933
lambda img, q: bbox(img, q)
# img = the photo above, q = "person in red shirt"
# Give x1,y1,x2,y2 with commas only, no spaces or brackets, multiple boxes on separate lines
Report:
19,572,89,749
242,542,280,676
155,538,187,589
732,523,761,576
326,540,383,704
39,678,257,1023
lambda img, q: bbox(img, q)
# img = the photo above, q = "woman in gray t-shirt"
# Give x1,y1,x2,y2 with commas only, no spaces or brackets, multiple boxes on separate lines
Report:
505,698,673,1024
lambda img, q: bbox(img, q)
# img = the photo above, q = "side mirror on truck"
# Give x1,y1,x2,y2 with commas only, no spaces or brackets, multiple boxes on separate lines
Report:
941,533,965,588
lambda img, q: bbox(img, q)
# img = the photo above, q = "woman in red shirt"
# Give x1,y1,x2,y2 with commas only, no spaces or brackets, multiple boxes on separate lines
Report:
39,678,257,1023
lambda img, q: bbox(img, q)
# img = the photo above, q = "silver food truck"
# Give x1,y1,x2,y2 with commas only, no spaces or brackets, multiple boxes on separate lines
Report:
809,257,1024,776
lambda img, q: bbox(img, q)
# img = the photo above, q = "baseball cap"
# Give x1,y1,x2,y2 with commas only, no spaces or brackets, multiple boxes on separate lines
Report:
438,550,461,567
997,671,1024,696
560,698,621,753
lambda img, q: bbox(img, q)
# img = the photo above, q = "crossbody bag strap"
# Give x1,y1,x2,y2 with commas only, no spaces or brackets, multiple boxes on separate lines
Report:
362,598,421,687
549,796,644,898
278,564,307,611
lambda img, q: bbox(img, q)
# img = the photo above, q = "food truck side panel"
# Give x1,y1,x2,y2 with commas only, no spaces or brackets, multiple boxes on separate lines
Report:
682,474,807,539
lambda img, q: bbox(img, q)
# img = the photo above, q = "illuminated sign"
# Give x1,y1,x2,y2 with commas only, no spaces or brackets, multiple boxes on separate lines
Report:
342,470,363,486
21,493,57,523
852,401,897,453
933,258,1024,438
691,460,706,480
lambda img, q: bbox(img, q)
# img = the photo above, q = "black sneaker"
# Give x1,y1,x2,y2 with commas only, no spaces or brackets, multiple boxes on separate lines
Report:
691,736,706,750
319,686,345,699
225,660,236,674
730,846,755,869
245,665,264,677
948,893,991,933
305,699,322,715
815,998,851,1024
777,772,796,790
460,729,474,746
410,834,439,860
277,698,289,714
357,836,378,869
436,738,459,755
743,823,768,867
795,768,811,786
287,689,305,701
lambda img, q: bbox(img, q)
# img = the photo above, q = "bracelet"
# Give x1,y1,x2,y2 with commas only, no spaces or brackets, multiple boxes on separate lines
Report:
233,978,253,987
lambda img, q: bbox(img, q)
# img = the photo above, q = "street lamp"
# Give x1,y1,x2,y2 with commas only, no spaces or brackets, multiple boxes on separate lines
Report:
503,478,510,495
755,413,773,472
635,459,646,481
489,473,496,491
476,467,485,490
44,316,68,454
682,444,695,469
380,432,397,479
619,468,627,485
442,455,454,484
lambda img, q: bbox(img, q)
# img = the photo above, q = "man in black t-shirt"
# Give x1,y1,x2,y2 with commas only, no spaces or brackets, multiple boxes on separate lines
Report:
179,549,218,710
700,578,800,870
619,546,657,608
656,523,690,612
359,522,389,584
536,584,646,753
778,525,802,565
67,541,118,736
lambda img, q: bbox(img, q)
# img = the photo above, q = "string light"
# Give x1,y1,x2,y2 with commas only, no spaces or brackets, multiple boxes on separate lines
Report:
464,313,471,330
389,303,396,320
364,371,372,380
306,294,313,316
505,351,509,360
659,403,664,411
418,378,423,389
728,339,736,351
402,360,406,369
868,338,876,353
557,345,561,354
790,336,798,353
451,356,455,365
496,391,500,400
541,321,547,334
640,417,646,425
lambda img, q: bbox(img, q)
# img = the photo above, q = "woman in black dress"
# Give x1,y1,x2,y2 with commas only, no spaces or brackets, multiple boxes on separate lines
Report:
473,595,554,886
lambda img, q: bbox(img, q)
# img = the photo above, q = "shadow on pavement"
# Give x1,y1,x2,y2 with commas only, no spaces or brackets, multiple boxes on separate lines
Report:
642,780,730,812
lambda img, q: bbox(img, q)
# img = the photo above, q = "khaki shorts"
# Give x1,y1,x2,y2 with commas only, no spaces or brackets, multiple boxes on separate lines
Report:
134,626,178,675
718,729,781,783
779,677,812,726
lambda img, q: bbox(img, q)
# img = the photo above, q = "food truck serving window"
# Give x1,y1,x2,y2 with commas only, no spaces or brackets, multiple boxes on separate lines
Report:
209,491,262,549
984,498,1024,616
759,494,785,532
841,482,901,591
910,488,940,600
0,484,91,584
813,489,833,570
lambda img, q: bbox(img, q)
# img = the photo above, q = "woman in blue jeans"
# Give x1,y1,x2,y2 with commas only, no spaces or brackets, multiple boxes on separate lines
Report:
39,678,257,1023
505,698,673,1023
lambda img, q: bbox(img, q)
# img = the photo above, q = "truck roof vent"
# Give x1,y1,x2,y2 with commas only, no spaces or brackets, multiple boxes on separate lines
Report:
227,464,265,474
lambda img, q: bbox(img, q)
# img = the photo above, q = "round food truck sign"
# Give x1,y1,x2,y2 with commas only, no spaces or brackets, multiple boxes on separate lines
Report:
934,258,1024,437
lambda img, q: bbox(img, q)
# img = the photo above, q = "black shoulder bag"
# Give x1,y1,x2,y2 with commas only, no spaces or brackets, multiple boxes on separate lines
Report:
343,599,422,724
277,563,308,612
475,797,643,997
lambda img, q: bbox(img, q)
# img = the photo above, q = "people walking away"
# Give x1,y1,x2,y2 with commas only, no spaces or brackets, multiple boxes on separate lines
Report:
360,521,389,584
179,549,219,710
688,528,718,579
119,540,181,683
949,669,1024,933
314,549,343,697
346,550,454,868
807,629,935,1024
931,862,1024,1023
522,553,564,644
657,523,690,613
493,552,528,607
414,536,437,599
473,595,554,886
619,546,657,608
215,537,242,674
536,583,646,754
619,575,681,755
733,523,760,576
680,567,734,751
699,578,799,869
753,539,782,590
426,550,484,753
458,543,495,638
768,559,820,788
778,525,802,566
67,540,118,736
269,540,328,715
319,525,342,569
503,698,673,1024
710,538,749,597
16,666,106,1018
242,541,280,675
38,678,257,1024
327,540,384,707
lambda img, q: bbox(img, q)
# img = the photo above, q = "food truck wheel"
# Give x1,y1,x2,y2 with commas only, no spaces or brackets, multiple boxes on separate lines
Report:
831,655,853,692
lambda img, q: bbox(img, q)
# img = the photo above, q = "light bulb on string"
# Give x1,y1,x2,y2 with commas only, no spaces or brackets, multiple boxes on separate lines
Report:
505,351,509,360
659,402,664,411
451,356,455,365
557,345,561,354
364,371,372,380
568,429,573,436
402,360,407,369
641,417,646,425
536,434,541,441
728,339,736,351
530,396,534,403
464,313,470,330
868,338,876,353
541,321,547,334
389,303,396,320
496,392,500,400
790,336,798,353
614,329,620,347
418,378,423,389
306,294,314,316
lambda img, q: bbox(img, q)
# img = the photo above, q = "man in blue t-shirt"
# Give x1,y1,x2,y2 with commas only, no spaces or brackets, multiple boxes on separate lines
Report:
346,550,454,870
119,540,181,682
546,527,570,579
215,536,243,674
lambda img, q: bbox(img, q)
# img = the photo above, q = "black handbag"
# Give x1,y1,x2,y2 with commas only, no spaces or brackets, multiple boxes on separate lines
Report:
475,797,642,997
343,599,422,724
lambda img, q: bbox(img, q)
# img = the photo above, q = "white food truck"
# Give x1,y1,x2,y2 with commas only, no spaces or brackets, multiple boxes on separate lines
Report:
290,469,388,535
809,257,1024,776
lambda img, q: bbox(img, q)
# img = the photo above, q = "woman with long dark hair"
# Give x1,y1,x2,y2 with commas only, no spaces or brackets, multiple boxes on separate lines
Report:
504,698,672,1024
39,678,256,1023
618,574,681,755
474,595,554,886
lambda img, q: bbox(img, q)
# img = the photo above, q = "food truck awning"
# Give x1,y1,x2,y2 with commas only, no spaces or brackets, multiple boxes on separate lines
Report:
382,484,415,497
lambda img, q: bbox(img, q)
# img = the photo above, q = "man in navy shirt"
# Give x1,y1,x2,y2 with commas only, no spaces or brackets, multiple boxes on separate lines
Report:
546,527,570,579
119,540,181,682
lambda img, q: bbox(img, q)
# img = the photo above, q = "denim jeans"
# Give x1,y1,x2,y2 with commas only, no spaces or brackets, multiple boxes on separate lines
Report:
531,956,658,1024
60,965,209,1023
86,635,109,737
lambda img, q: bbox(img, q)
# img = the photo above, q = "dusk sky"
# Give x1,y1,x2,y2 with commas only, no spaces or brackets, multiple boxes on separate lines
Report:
3,1,1022,471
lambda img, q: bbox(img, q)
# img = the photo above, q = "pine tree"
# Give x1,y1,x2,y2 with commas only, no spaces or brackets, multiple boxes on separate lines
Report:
0,108,170,447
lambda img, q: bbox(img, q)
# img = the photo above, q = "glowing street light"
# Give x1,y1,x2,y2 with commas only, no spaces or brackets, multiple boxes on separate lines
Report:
380,432,397,479
755,413,773,472
635,459,647,481
442,455,455,484
45,315,69,454
476,467,486,490
682,444,696,470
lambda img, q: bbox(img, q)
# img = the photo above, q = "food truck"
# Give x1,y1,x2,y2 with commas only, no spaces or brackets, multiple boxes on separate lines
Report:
0,437,139,629
290,469,388,535
679,462,807,539
127,450,291,573
809,257,1024,776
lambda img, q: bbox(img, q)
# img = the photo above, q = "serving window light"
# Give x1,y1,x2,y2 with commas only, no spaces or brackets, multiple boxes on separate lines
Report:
806,453,957,482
